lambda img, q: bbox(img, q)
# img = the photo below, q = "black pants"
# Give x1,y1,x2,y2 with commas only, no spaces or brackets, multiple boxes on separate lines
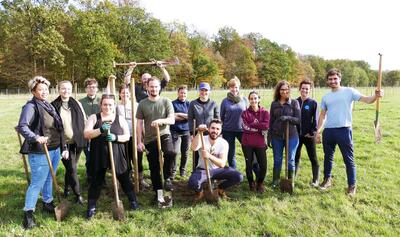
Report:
126,136,144,173
88,168,134,200
242,145,267,183
145,134,176,191
295,135,319,173
62,144,83,195
171,131,190,173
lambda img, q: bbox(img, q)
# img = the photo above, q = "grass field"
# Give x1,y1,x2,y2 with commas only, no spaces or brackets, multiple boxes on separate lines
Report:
0,87,399,236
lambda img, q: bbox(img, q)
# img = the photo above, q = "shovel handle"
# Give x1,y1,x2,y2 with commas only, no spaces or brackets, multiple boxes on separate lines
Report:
192,119,196,172
285,121,289,178
155,125,165,187
199,132,213,193
129,80,140,194
376,53,383,113
43,144,62,202
107,130,121,203
16,130,30,184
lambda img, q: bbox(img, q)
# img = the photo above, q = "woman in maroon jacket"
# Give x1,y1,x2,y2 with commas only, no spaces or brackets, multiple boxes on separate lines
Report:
241,91,270,193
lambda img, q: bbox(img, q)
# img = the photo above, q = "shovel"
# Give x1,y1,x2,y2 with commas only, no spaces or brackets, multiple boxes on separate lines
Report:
155,125,173,208
192,119,196,172
42,144,70,221
15,128,30,184
374,53,383,144
107,130,125,220
199,131,219,204
280,121,293,194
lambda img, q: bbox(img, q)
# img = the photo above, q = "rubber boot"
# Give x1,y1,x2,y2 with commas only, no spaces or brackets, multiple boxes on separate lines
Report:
86,199,96,219
127,192,139,210
23,210,36,229
271,169,281,188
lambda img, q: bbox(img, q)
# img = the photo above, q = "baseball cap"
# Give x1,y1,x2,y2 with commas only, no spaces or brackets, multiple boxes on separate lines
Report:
199,82,211,91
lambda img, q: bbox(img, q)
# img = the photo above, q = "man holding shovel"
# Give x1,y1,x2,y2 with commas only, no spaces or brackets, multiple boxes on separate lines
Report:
136,77,176,204
317,68,383,197
188,119,243,202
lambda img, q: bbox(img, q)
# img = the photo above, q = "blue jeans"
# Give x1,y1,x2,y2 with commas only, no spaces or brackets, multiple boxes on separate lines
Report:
24,147,61,211
272,137,299,171
322,127,356,186
222,131,242,169
188,167,243,192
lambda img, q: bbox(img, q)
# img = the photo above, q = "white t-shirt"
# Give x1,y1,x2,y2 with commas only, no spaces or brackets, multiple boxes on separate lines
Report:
197,136,229,170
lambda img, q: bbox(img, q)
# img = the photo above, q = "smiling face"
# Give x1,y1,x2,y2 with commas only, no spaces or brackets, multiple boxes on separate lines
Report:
229,84,239,96
148,79,160,98
178,88,187,102
119,87,130,103
32,83,49,101
101,98,115,115
199,89,209,101
208,122,222,140
59,82,72,100
249,93,260,108
300,83,311,99
279,84,290,101
327,74,341,89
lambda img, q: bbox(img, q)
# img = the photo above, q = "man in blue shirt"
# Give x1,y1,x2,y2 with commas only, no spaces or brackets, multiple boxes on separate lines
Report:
316,68,383,197
170,85,190,177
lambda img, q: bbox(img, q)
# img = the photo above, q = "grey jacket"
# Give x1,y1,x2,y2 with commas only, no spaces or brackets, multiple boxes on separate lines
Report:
188,98,220,135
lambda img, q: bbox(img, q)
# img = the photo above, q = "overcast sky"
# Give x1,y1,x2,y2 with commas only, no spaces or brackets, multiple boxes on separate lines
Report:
140,0,399,70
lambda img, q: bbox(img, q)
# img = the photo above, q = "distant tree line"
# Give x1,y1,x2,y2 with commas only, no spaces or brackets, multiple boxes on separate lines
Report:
1,0,399,89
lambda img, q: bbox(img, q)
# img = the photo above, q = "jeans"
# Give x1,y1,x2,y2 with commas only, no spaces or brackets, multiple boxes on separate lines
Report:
24,147,61,211
188,167,243,192
222,131,242,169
171,131,190,174
145,134,176,191
272,137,299,171
322,127,356,186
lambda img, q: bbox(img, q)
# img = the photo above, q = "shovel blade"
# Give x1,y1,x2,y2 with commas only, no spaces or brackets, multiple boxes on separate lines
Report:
55,200,70,221
280,178,293,194
157,189,173,208
111,200,125,221
204,190,219,204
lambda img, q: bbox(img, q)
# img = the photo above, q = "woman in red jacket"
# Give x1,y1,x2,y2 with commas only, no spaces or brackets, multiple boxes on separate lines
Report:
241,91,270,193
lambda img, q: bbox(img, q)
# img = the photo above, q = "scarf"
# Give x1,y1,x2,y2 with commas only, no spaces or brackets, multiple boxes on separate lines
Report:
33,97,63,132
227,92,241,103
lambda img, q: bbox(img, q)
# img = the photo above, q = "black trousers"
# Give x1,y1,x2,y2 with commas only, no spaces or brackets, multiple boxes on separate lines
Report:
62,143,83,195
145,134,176,191
126,136,144,173
295,135,319,173
88,168,134,200
242,145,267,183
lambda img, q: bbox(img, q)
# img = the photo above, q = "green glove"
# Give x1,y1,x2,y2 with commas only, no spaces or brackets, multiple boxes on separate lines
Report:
100,123,111,133
106,133,117,142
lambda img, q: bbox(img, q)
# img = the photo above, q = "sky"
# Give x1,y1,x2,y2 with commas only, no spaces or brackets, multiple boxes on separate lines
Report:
140,0,399,70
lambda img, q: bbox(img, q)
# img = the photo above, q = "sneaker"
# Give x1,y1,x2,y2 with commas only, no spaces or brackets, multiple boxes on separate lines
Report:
86,208,96,220
75,195,84,205
347,185,356,197
164,179,174,191
42,201,56,213
23,210,36,229
310,180,319,188
320,178,332,190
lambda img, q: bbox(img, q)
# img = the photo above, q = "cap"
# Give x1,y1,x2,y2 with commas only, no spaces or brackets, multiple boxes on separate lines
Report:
199,82,211,91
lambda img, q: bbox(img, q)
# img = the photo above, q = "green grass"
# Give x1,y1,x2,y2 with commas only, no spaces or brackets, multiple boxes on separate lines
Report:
0,87,399,236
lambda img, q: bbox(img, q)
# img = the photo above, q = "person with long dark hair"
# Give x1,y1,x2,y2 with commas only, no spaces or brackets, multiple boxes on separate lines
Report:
17,76,68,229
268,81,300,189
241,91,270,193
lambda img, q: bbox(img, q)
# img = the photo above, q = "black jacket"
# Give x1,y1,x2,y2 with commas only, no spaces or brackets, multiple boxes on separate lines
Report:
296,97,318,136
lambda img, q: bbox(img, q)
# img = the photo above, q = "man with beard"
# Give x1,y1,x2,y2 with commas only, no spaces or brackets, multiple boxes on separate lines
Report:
136,77,176,201
316,68,383,197
188,119,243,201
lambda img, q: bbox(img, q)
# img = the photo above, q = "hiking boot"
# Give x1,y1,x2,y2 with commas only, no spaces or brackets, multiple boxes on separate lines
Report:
320,177,332,190
216,188,229,200
256,182,265,193
23,210,36,229
164,179,174,191
347,185,356,197
194,191,204,203
271,169,281,188
42,201,56,214
249,181,256,192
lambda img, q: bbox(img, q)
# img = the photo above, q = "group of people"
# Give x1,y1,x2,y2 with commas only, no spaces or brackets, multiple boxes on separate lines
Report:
17,65,382,229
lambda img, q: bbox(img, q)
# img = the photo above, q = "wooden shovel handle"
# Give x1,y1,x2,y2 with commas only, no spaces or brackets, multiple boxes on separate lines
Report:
107,130,121,203
285,121,289,178
16,130,30,184
129,79,140,194
199,132,213,193
43,144,62,202
376,53,383,112
155,125,165,186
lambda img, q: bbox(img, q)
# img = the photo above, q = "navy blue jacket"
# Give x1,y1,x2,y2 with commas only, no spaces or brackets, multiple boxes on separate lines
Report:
296,97,318,136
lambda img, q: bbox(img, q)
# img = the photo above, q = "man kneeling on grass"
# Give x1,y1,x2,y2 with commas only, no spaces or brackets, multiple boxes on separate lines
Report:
188,119,243,202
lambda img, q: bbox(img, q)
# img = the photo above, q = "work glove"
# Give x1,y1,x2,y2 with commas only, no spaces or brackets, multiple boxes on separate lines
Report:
100,123,111,133
106,133,117,142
